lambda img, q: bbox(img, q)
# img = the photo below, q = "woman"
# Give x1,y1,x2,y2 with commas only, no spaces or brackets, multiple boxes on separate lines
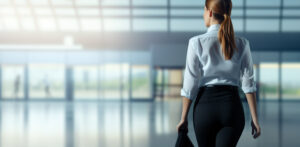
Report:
176,0,261,146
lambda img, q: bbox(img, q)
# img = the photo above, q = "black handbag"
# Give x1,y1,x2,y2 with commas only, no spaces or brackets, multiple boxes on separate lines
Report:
175,128,194,147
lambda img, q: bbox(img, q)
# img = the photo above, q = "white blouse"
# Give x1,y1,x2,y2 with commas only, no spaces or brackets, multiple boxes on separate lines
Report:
180,24,257,101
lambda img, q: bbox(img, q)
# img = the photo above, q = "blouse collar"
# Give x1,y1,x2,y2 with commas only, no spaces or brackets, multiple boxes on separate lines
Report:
206,23,221,33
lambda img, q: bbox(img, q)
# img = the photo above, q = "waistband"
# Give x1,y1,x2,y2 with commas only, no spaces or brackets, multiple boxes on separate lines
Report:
201,84,238,91
195,84,240,104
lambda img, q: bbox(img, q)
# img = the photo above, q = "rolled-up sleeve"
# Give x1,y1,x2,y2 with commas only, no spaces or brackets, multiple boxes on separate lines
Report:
180,38,201,101
240,39,257,93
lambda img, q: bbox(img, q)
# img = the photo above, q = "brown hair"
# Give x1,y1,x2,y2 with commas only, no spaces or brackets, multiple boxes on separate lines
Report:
205,0,237,60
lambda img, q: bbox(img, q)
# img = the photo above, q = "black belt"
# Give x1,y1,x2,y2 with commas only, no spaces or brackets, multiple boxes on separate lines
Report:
202,84,238,91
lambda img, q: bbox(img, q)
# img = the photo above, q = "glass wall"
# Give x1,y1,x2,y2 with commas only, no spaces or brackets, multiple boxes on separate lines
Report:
100,64,122,100
131,65,151,99
1,65,25,99
72,63,131,100
259,63,279,100
28,64,65,99
282,63,300,99
155,68,164,98
73,65,99,99
154,68,183,99
121,63,130,100
164,69,182,98
1,50,300,101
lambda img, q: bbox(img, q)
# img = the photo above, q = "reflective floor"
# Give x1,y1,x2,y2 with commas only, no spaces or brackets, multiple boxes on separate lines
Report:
0,99,299,147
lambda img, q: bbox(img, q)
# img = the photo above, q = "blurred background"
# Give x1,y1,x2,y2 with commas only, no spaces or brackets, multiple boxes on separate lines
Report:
0,0,300,147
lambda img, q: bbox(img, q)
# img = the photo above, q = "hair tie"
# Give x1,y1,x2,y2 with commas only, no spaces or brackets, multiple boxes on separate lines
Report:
223,13,230,19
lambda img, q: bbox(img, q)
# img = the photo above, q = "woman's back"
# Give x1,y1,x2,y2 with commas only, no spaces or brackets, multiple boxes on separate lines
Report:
181,24,256,101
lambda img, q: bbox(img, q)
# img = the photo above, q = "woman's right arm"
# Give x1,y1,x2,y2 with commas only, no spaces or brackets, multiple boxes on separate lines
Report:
245,92,261,138
240,38,261,139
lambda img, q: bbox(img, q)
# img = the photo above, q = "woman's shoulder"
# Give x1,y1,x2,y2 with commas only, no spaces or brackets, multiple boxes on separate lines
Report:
188,34,251,50
188,33,216,44
234,35,250,45
234,36,252,58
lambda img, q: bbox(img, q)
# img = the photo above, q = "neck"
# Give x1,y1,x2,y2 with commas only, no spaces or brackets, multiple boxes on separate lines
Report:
210,23,219,26
209,19,221,27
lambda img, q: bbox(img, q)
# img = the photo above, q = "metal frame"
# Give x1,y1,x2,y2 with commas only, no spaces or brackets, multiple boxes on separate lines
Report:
1,1,300,32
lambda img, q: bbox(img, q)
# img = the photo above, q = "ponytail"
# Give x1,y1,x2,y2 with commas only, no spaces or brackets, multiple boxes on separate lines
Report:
218,13,237,60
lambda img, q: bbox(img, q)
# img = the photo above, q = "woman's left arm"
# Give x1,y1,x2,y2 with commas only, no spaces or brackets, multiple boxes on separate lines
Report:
176,97,193,132
177,37,202,132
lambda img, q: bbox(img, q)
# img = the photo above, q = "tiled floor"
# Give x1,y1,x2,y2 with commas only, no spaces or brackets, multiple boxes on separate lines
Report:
0,99,299,147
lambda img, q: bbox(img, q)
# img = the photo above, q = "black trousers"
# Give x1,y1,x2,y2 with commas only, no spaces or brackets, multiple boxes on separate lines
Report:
193,85,245,147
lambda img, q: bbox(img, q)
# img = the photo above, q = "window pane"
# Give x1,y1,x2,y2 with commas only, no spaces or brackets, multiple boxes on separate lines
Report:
102,8,130,16
246,9,280,17
38,17,57,31
80,18,102,31
163,69,183,97
171,19,205,32
259,63,279,99
171,0,203,6
15,0,26,5
132,65,151,99
2,17,20,31
232,0,244,7
0,0,9,5
58,17,79,32
284,0,300,6
1,65,25,99
74,66,99,99
104,18,130,31
282,19,300,32
29,64,65,99
253,64,258,88
283,9,300,17
246,0,280,6
121,63,130,100
282,63,300,99
171,9,202,16
102,0,129,6
154,68,163,98
78,8,100,16
55,8,76,16
1,7,15,15
21,17,36,31
132,0,167,6
34,8,52,16
100,64,121,99
133,9,167,16
246,19,279,32
155,69,163,85
17,7,32,16
31,0,48,5
164,87,181,98
232,18,243,32
231,8,243,17
75,0,99,6
133,19,167,31
52,0,73,6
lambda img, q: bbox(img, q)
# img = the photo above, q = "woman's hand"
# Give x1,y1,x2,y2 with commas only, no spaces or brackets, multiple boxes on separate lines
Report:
176,119,188,133
251,119,261,139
